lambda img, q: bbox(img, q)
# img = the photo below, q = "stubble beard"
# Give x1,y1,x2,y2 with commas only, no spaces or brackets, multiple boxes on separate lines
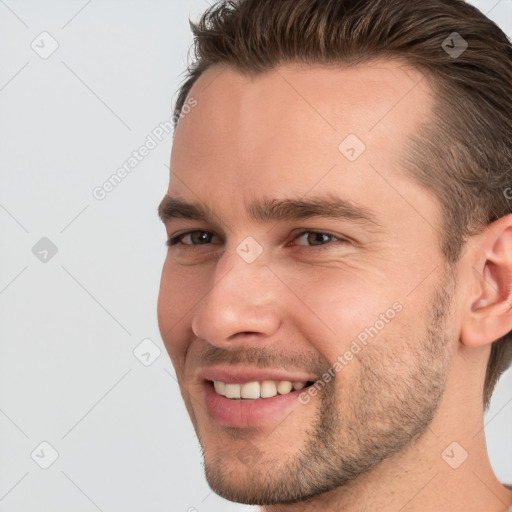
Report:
200,275,455,506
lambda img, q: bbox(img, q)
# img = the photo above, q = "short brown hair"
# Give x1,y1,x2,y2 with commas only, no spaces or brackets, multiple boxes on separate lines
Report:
172,0,512,410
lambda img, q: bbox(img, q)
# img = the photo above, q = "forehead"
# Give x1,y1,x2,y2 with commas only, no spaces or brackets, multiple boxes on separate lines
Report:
169,60,436,225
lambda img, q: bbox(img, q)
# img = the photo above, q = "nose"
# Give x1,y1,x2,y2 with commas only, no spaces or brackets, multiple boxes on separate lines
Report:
191,246,281,347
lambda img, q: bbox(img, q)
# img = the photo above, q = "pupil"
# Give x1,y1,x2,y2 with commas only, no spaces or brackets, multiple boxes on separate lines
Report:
194,232,210,244
309,232,329,245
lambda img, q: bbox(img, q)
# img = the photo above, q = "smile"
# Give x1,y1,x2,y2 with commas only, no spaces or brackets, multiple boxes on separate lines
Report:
212,379,314,399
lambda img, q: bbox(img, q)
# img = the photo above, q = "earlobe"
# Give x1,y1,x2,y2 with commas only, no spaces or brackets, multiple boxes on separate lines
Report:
460,215,512,348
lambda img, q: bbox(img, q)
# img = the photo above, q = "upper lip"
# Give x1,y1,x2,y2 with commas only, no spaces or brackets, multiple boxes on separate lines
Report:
197,365,318,385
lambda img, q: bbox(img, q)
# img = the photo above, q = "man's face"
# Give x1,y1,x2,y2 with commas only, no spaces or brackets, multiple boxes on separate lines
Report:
157,61,459,505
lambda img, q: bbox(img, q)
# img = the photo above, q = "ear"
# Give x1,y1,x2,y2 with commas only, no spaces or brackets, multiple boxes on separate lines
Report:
460,214,512,347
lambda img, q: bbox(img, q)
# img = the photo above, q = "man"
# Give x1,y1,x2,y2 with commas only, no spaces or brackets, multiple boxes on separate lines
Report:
157,0,512,510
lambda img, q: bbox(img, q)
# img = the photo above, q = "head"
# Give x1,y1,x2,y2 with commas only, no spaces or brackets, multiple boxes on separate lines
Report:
158,0,512,506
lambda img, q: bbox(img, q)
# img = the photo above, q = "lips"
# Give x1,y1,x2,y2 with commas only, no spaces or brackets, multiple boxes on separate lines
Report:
196,366,319,427
198,365,319,386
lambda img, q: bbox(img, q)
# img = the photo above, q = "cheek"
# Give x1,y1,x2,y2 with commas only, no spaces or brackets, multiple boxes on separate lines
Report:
282,267,396,358
157,261,208,360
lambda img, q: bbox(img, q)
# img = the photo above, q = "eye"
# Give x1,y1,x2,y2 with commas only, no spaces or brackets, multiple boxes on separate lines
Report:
167,230,346,247
166,230,220,247
166,229,346,249
292,230,345,247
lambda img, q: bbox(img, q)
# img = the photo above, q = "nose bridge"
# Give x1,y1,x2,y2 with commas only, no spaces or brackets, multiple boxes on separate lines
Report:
191,241,280,343
212,233,276,302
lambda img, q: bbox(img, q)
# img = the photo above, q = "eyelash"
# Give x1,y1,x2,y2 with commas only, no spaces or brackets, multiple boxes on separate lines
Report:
166,230,348,249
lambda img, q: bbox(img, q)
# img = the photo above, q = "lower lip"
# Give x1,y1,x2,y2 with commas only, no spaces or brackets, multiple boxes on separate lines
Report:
203,381,308,427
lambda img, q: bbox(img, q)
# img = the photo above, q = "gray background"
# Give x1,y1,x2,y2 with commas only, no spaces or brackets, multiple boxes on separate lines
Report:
0,1,510,511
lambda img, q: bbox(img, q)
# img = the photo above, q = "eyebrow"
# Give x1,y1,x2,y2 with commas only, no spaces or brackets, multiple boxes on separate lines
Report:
158,194,381,229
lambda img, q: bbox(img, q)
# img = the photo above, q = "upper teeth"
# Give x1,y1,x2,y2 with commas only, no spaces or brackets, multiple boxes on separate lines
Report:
213,380,307,399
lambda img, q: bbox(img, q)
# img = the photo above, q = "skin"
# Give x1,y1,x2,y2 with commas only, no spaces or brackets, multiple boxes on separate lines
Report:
157,60,512,511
